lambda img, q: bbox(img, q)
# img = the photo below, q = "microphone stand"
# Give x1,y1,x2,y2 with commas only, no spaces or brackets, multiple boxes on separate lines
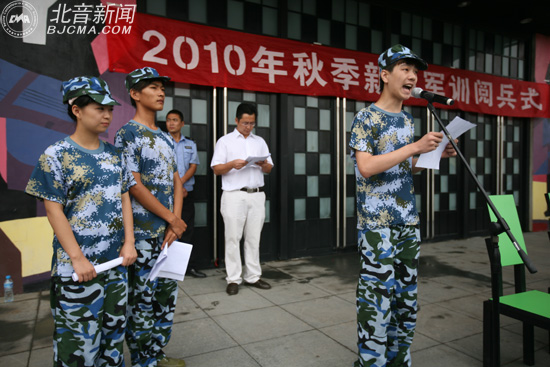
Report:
425,102,537,274
428,102,537,367
427,102,538,366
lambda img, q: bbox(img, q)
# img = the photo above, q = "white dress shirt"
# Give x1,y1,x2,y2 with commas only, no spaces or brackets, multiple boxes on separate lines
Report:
210,129,274,191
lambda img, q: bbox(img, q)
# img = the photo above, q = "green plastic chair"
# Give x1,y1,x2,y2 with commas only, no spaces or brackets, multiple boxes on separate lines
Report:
483,194,550,366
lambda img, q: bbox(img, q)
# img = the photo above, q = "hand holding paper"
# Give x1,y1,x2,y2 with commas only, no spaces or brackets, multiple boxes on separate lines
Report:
245,154,271,168
71,257,123,282
415,117,476,170
147,241,193,282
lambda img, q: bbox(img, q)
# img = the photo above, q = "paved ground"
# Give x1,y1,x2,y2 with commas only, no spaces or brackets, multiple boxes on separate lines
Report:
1,232,549,366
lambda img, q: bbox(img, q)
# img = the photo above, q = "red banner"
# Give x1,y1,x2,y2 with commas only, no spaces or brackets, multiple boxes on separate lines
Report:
107,13,550,118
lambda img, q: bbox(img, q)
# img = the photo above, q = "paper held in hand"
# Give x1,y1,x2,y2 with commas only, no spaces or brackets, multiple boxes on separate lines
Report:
147,241,193,282
72,257,123,282
245,154,271,168
415,116,476,170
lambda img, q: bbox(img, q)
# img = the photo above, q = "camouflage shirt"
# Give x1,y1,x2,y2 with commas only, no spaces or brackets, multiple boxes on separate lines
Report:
115,120,176,240
25,137,134,277
349,104,419,230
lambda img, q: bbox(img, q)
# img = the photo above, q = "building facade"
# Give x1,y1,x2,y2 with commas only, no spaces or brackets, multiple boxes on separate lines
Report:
1,0,549,288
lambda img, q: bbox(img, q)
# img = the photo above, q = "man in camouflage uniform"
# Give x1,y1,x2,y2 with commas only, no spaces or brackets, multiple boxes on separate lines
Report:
26,76,136,366
115,67,186,367
349,45,456,367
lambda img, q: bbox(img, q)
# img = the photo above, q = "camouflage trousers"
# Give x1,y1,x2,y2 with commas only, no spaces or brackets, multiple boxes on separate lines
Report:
355,225,420,367
126,238,179,367
50,266,128,367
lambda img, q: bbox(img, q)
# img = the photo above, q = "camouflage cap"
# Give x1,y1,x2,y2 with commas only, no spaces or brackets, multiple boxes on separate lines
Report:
125,67,170,92
61,76,120,106
378,44,428,71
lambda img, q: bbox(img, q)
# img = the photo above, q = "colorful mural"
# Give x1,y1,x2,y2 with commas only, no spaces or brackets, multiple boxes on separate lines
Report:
531,34,550,231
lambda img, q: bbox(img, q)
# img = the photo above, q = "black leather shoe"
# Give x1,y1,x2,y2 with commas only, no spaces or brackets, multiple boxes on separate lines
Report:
187,268,207,278
244,279,271,290
226,283,239,295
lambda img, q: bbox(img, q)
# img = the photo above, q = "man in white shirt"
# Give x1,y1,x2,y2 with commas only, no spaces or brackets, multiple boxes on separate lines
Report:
210,103,273,295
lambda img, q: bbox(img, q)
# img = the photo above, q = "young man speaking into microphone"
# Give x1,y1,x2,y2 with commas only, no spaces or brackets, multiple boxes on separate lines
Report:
349,44,457,367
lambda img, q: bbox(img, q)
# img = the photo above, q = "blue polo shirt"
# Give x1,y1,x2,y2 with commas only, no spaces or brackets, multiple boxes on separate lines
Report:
173,136,200,192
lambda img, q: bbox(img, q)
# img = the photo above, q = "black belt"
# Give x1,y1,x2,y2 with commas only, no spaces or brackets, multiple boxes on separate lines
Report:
240,187,264,193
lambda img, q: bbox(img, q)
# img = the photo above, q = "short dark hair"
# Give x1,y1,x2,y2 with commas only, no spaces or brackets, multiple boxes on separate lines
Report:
166,109,184,121
129,78,166,108
67,95,94,121
236,102,257,120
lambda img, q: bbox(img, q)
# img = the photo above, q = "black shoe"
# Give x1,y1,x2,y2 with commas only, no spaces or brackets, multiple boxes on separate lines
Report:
187,268,207,278
244,279,271,289
226,283,239,295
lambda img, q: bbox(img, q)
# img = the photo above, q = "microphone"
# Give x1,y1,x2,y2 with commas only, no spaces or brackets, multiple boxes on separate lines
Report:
412,87,454,106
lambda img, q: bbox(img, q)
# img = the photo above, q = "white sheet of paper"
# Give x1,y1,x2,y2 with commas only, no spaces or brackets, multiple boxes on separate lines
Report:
147,241,193,282
245,154,270,168
147,246,169,282
71,257,123,281
415,116,476,170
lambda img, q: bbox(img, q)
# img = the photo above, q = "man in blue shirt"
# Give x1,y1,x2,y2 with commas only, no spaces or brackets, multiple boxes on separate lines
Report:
166,109,205,278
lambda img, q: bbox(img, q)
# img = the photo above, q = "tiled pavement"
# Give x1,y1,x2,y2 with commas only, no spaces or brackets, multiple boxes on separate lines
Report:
1,232,549,366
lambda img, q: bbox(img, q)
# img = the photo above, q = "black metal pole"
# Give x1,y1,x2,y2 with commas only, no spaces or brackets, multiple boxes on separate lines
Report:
484,235,502,366
426,102,537,274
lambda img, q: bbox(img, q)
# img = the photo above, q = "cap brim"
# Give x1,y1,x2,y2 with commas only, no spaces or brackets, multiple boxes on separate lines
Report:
89,94,121,106
380,56,428,71
151,76,171,83
126,76,171,92
406,57,428,70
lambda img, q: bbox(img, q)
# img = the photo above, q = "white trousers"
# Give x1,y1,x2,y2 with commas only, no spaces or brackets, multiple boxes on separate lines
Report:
220,190,266,284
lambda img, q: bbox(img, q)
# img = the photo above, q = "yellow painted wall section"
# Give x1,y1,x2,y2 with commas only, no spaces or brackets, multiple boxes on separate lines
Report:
0,217,53,277
532,181,548,221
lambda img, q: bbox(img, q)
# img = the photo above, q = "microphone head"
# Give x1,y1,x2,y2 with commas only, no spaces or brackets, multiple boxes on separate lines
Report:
411,87,423,98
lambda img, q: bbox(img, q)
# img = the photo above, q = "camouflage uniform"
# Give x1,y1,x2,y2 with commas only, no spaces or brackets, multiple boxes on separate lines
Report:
25,75,133,367
51,268,128,367
115,67,179,367
349,103,421,367
26,136,133,276
125,238,178,366
356,226,419,367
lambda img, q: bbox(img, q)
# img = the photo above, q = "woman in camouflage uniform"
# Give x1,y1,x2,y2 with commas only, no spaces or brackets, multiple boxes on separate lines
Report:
25,76,137,366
